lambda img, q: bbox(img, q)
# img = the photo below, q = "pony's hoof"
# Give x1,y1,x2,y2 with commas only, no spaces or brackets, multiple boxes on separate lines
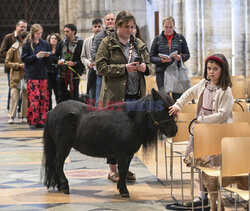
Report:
120,193,130,198
62,189,70,194
57,185,69,194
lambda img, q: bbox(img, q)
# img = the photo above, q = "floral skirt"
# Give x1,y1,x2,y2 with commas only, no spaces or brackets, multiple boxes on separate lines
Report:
27,79,49,126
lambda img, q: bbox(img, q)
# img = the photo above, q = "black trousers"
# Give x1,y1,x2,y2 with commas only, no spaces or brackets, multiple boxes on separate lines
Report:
58,77,79,103
107,93,141,165
86,68,96,100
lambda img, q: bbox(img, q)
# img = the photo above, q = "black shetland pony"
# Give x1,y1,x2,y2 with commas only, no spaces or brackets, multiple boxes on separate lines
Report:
42,89,177,198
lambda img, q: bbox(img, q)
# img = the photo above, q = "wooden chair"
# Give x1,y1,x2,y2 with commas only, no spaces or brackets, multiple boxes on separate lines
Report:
190,76,203,80
231,75,245,82
167,122,191,203
232,101,248,112
190,76,203,87
145,76,158,94
156,122,192,203
221,137,250,210
177,112,196,123
231,79,246,100
233,112,250,125
246,78,250,100
191,122,250,210
180,104,197,113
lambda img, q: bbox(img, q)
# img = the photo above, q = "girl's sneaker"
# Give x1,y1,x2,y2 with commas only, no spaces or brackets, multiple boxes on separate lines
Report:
8,117,14,124
21,117,27,123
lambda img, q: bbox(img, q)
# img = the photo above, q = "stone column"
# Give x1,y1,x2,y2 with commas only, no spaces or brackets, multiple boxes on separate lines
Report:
59,0,78,37
172,0,183,33
76,0,110,40
183,0,199,75
232,0,246,75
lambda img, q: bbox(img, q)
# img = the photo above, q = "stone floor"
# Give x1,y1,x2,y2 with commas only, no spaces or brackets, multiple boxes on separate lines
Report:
0,66,247,210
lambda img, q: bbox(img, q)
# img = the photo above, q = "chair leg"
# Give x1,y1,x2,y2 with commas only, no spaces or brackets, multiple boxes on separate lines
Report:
200,170,204,211
234,193,238,211
191,160,194,211
164,141,168,181
155,138,158,179
218,172,222,211
180,153,184,204
170,142,174,198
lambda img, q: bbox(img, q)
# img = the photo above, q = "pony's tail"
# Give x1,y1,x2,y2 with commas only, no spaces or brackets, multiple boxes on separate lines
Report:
42,112,58,189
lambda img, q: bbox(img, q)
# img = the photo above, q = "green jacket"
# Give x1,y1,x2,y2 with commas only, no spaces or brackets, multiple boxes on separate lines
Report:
96,32,152,104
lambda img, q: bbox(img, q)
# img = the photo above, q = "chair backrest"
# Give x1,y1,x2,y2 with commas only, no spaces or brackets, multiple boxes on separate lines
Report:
246,78,250,99
193,122,250,158
231,79,246,99
145,76,158,94
232,101,248,112
231,75,245,81
191,76,203,79
177,112,196,122
190,78,202,86
233,112,250,125
172,122,190,143
222,137,250,177
180,104,197,113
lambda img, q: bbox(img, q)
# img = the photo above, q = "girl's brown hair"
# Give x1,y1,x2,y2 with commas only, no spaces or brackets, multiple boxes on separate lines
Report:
204,54,232,90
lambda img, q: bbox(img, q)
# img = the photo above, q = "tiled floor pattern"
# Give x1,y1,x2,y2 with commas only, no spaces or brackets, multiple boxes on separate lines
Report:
0,68,246,210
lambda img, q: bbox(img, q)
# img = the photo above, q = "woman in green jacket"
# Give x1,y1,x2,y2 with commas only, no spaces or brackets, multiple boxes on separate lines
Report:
96,10,152,182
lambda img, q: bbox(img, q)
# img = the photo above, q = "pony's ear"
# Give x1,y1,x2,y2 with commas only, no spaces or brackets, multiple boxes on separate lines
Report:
151,88,158,95
151,88,160,99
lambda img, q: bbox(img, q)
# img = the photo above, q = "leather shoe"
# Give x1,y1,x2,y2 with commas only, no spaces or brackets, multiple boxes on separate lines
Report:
126,171,136,181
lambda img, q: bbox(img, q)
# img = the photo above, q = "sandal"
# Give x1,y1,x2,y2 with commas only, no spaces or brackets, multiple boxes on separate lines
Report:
107,173,119,182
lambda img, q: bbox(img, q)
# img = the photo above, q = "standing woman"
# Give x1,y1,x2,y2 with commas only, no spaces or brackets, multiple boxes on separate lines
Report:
5,31,28,124
46,33,61,110
149,16,190,102
96,10,152,182
21,24,50,128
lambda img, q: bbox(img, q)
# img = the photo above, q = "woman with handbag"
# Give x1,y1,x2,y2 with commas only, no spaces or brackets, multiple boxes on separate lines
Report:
149,16,190,102
5,31,28,124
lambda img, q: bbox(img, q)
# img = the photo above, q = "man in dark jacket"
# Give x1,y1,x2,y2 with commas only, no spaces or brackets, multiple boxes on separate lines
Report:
91,13,115,105
0,19,27,112
55,24,84,102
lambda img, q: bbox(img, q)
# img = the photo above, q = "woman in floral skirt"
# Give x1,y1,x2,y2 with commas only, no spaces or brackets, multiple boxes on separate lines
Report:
21,24,50,128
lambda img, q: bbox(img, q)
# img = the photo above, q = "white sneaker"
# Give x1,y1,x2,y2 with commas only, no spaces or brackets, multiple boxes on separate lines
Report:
21,117,27,123
8,117,14,124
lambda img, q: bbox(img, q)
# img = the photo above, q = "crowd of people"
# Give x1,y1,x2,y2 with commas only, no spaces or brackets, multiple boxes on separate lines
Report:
0,12,191,127
0,10,234,208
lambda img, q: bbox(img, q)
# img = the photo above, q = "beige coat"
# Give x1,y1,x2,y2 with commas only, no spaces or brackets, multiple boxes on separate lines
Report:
96,32,152,104
173,79,234,123
5,42,25,88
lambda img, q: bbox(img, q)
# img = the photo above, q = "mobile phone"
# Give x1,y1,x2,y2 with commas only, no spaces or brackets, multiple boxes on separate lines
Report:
43,52,51,56
134,56,142,64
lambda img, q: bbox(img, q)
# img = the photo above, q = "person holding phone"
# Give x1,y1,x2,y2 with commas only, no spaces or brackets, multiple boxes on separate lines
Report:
96,10,152,182
21,24,50,128
149,16,190,102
